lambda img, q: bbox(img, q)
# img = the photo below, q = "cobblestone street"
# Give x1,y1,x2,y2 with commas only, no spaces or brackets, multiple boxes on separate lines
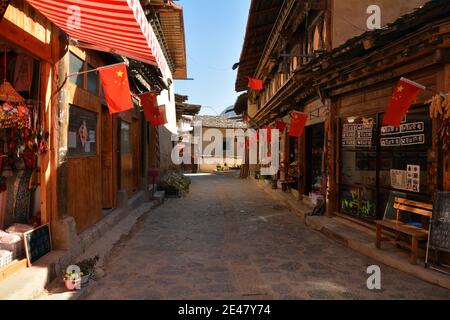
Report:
85,174,450,300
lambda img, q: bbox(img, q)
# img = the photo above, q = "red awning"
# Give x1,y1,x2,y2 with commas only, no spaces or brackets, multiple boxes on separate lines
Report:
26,0,162,68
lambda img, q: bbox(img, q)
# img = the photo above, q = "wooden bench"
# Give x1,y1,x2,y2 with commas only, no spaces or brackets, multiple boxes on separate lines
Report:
375,197,433,264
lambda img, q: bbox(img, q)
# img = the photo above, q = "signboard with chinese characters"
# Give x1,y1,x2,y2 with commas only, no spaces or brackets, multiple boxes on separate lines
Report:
390,170,407,190
390,165,420,192
406,165,420,193
342,122,375,148
380,120,425,147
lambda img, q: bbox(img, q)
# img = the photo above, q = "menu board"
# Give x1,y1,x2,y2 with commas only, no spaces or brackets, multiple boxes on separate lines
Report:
342,123,375,148
381,121,425,147
389,165,420,193
428,191,450,254
24,224,52,266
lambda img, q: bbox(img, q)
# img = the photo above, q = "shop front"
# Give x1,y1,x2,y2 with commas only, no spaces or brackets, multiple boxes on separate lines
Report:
338,105,434,221
0,0,56,275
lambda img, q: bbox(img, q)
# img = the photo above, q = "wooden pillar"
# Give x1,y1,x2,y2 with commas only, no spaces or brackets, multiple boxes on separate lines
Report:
326,100,338,217
297,135,305,200
39,61,52,224
444,64,450,191
54,33,69,219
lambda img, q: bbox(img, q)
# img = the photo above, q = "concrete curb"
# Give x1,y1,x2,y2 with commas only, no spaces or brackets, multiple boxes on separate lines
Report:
253,178,450,291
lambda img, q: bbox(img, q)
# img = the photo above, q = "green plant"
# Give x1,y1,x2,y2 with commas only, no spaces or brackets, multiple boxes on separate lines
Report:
360,200,375,216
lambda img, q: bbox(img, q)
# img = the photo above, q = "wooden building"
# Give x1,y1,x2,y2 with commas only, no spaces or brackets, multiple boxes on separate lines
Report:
235,0,450,263
0,0,186,276
235,0,433,207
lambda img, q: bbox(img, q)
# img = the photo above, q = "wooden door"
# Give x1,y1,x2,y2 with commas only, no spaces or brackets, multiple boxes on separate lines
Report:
120,120,134,196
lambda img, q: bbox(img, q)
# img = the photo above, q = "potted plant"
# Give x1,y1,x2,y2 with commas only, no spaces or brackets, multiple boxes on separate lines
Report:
63,269,82,291
75,255,99,286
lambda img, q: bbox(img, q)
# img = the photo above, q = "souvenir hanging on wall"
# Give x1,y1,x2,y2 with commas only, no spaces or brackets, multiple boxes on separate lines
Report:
0,49,49,193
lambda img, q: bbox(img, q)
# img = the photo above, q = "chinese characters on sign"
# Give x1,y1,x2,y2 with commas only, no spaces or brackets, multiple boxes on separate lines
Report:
342,124,374,148
390,165,420,193
380,121,425,147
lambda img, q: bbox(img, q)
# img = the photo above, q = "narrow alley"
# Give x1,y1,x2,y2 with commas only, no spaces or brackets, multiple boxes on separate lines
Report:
85,174,450,300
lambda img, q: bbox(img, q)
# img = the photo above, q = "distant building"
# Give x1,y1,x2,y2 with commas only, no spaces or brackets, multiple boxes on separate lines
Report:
192,116,247,172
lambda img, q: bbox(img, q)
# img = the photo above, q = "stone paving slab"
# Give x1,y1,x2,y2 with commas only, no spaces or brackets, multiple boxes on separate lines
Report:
84,174,450,300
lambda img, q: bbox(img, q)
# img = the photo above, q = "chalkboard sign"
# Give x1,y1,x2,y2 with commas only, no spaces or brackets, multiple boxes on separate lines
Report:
23,224,52,266
428,191,450,253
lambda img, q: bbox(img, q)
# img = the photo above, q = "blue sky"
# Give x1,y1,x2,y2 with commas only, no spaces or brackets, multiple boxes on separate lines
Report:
174,0,250,115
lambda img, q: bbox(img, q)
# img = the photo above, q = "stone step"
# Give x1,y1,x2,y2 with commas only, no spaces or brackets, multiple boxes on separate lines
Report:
0,193,159,300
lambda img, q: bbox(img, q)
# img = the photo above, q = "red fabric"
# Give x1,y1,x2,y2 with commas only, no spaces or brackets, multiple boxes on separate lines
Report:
141,92,167,126
265,126,272,143
246,77,263,90
275,120,286,133
99,63,133,114
157,105,168,126
26,0,159,68
383,78,425,127
242,115,249,123
289,112,308,137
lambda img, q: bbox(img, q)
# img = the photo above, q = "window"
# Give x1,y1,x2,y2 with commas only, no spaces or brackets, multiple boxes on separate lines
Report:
67,105,97,157
87,64,99,95
69,52,84,87
339,107,432,220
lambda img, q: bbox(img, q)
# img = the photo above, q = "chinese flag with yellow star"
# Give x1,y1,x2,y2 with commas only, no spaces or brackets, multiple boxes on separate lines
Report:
289,112,308,137
99,63,133,114
383,78,425,127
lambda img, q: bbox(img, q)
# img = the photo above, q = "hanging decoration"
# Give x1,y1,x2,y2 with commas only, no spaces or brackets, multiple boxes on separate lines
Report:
275,120,286,133
383,78,425,127
429,91,450,151
289,112,308,137
246,76,263,91
98,63,134,114
0,49,49,193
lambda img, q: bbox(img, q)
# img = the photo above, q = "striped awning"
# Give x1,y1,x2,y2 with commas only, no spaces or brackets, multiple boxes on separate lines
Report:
26,0,168,77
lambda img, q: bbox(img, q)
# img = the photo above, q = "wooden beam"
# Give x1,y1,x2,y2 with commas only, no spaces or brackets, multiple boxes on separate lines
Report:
0,18,52,63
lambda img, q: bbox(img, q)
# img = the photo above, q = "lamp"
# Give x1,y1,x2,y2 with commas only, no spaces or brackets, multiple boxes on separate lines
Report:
347,116,357,124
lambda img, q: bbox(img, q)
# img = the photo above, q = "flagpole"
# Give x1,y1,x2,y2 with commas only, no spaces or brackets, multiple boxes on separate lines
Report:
66,62,126,78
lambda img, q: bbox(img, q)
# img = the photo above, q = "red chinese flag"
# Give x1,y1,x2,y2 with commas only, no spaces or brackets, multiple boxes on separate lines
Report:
99,63,133,114
246,77,263,91
265,126,272,143
275,120,286,133
383,78,425,127
157,105,168,126
289,112,308,137
140,92,160,126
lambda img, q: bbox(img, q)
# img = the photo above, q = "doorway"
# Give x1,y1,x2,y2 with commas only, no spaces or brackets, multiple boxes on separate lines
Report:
305,123,325,197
